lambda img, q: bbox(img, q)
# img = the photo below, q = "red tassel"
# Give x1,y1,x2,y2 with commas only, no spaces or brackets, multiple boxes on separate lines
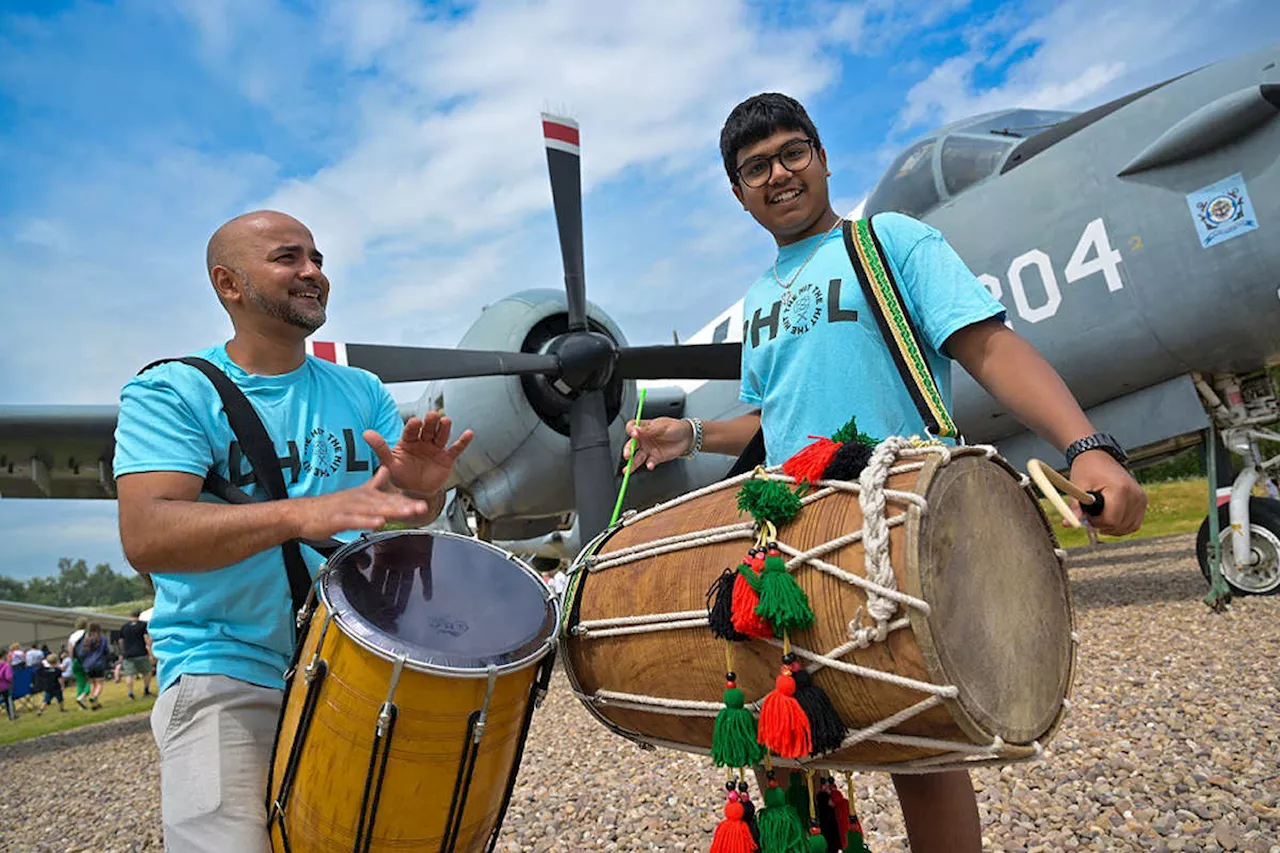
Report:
711,798,758,853
829,786,851,841
782,437,842,485
758,668,811,758
731,572,773,639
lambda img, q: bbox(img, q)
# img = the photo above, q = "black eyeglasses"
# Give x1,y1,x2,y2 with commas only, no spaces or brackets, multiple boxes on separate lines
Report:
736,138,816,188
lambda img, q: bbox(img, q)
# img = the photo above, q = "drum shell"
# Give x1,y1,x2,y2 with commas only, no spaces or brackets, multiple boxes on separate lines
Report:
268,598,540,853
562,450,1074,769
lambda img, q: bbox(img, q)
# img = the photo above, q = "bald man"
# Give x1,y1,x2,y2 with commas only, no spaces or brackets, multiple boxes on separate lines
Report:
113,211,473,851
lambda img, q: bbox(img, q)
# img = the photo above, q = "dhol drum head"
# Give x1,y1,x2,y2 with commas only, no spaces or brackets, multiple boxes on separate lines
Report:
322,530,557,675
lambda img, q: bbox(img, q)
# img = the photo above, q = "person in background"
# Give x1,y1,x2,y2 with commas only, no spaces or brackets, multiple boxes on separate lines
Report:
25,642,43,669
7,643,24,669
36,654,67,715
0,655,14,721
76,623,109,710
118,609,154,700
67,618,91,708
60,652,74,689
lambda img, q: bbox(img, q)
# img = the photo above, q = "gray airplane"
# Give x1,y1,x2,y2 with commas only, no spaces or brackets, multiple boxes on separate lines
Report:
3,43,1278,597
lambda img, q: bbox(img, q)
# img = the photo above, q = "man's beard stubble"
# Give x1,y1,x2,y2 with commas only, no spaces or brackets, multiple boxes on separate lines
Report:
241,276,326,333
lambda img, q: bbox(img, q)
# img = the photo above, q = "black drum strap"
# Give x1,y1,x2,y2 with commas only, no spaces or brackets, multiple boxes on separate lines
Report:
137,357,337,614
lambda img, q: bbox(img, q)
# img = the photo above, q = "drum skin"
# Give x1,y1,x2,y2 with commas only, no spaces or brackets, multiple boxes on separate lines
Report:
562,450,1074,767
268,597,538,853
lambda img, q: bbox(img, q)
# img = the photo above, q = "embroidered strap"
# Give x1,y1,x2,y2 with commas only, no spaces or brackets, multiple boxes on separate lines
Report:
842,218,958,438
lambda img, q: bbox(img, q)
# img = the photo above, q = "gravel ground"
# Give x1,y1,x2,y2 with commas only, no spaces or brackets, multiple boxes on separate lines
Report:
2,534,1277,853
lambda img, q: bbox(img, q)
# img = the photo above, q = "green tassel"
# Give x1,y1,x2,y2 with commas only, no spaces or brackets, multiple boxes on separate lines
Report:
830,416,878,449
712,687,764,767
737,478,802,526
758,786,806,853
786,773,811,820
806,832,828,852
754,556,814,631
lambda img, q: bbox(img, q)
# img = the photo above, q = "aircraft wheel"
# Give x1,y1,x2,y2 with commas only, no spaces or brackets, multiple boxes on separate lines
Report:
1196,497,1280,596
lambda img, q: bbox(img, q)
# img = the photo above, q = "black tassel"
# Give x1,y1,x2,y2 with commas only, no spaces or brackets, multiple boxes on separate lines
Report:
822,441,874,482
793,669,847,755
738,781,761,847
817,787,842,853
708,567,749,641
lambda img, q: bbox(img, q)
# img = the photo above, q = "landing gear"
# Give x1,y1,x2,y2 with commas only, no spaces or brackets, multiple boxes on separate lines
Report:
1196,497,1280,596
1193,370,1280,601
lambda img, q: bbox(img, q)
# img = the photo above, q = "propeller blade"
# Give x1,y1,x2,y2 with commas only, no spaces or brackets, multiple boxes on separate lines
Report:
341,344,561,383
569,388,617,543
613,343,742,381
542,113,588,332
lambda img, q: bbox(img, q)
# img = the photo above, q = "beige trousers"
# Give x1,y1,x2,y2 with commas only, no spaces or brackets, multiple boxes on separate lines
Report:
151,674,283,853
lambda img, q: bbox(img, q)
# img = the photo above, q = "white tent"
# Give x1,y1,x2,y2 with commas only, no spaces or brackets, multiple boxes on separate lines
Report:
0,599,131,649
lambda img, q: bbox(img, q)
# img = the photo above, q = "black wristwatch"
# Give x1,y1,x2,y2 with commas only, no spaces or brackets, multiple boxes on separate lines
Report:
1064,433,1128,468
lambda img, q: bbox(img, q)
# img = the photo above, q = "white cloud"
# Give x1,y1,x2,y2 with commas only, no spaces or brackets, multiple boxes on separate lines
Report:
895,0,1241,134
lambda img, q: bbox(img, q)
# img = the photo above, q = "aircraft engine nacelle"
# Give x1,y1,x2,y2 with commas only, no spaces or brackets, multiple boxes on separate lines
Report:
413,289,637,535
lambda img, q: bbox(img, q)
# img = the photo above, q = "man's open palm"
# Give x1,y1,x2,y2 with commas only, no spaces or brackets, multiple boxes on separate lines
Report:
363,412,474,497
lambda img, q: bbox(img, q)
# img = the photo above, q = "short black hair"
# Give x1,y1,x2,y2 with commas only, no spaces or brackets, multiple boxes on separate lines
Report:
720,93,823,185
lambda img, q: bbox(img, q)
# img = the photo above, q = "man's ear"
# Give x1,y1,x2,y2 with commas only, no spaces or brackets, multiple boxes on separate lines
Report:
731,182,746,210
819,146,830,176
210,265,242,305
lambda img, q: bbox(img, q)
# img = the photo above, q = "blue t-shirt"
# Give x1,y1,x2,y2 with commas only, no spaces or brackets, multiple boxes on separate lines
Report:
740,212,1005,465
113,344,404,693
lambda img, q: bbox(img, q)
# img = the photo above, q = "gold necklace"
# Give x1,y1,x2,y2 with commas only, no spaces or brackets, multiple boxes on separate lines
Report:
772,213,845,290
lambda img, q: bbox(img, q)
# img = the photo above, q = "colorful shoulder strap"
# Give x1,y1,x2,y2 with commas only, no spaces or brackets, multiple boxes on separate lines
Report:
842,216,958,439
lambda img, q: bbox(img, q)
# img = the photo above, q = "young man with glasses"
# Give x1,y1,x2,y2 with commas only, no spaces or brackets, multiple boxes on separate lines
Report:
625,93,1146,851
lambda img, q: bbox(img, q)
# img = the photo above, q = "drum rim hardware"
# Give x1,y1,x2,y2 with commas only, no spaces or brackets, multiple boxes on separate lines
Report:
322,529,561,679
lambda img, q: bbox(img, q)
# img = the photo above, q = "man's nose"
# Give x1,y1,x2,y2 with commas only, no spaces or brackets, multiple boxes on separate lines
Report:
767,157,791,184
299,259,322,280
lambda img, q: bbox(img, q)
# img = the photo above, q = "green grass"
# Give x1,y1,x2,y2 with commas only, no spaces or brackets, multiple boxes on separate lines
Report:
1045,477,1212,550
1,676,156,746
95,598,154,616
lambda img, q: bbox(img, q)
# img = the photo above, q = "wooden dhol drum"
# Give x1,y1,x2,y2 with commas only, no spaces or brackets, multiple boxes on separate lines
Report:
268,530,557,852
561,441,1076,772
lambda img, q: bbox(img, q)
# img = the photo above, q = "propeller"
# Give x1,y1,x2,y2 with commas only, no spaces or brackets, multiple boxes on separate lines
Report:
328,113,743,542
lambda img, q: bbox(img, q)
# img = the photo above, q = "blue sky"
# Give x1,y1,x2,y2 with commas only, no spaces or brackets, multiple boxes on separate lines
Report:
1,0,1278,581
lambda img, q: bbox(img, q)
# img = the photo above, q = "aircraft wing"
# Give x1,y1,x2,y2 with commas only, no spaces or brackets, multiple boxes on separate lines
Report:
0,405,120,499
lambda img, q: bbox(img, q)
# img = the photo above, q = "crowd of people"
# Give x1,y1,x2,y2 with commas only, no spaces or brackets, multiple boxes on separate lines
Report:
0,610,153,721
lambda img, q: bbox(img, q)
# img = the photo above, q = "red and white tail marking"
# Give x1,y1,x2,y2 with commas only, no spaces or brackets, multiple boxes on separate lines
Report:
306,340,349,366
541,113,580,156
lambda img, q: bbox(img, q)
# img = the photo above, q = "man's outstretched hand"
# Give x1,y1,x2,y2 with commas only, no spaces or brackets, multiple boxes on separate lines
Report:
363,412,475,498
292,467,432,541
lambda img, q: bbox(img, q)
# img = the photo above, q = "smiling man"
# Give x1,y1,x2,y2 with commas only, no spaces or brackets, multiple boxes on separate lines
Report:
625,94,1146,851
113,211,474,851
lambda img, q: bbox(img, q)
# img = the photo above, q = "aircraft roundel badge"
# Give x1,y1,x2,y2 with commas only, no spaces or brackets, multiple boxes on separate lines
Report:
1203,193,1239,225
1186,172,1259,249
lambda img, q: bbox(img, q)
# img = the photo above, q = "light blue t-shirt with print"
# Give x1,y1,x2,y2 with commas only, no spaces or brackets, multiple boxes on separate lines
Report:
740,212,1005,466
113,344,404,694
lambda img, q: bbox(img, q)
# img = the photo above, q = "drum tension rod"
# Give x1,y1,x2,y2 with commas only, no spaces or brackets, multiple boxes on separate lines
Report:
356,654,406,853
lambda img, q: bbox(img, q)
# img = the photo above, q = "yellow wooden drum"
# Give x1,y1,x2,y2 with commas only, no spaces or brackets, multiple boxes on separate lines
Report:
561,440,1075,773
268,531,557,852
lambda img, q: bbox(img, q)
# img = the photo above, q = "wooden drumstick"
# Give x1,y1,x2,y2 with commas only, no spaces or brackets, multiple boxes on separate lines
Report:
1026,459,1105,529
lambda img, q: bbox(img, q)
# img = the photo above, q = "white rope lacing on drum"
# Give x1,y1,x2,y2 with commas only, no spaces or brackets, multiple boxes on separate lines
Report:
571,442,1058,772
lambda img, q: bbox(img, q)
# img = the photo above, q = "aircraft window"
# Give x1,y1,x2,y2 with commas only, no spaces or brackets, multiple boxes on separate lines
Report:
712,318,730,343
864,139,939,218
940,135,1014,196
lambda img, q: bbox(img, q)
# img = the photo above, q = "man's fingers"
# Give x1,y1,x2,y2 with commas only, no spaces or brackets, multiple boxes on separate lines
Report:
433,416,454,447
447,429,474,458
363,430,395,468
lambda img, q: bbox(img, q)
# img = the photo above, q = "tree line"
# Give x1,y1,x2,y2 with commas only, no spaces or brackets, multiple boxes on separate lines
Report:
0,558,153,608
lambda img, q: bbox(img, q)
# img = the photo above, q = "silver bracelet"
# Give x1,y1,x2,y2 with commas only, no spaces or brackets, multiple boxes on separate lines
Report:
680,417,703,459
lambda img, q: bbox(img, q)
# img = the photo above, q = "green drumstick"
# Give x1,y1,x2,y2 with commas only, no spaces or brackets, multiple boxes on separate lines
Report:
610,388,648,528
